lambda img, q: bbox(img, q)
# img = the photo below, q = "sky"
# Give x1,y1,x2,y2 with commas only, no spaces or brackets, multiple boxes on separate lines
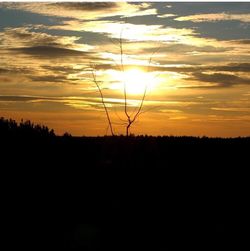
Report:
0,1,250,136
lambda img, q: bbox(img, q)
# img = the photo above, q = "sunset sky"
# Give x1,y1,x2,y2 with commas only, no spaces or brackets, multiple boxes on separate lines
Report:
0,2,250,136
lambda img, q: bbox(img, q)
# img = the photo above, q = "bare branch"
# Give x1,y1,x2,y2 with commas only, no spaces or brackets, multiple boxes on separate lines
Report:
119,26,130,123
114,106,127,123
90,63,114,136
89,19,160,136
128,45,161,131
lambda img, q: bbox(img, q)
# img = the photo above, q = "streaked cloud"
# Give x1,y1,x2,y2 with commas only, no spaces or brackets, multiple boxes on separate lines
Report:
157,14,177,18
94,62,250,75
175,13,250,23
211,107,250,112
0,2,249,136
11,46,99,59
50,20,195,43
187,72,250,88
0,26,81,49
2,2,157,20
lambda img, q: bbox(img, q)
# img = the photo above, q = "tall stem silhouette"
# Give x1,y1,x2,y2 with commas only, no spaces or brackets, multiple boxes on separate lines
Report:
91,66,114,136
118,31,159,136
90,21,160,136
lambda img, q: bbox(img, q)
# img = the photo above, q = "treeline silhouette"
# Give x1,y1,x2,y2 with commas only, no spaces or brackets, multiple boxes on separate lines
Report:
0,117,55,138
1,117,249,249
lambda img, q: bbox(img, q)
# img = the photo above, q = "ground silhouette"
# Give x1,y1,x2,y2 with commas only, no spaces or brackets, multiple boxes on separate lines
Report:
1,117,249,249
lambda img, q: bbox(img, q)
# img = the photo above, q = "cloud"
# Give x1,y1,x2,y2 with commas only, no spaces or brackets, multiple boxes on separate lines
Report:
52,2,118,11
0,95,41,102
11,46,98,59
3,2,157,20
207,63,250,73
0,26,101,61
0,68,9,74
175,13,250,23
0,95,127,110
142,43,231,55
41,65,80,74
188,72,250,88
232,39,250,44
211,107,250,112
0,66,32,75
0,27,82,49
95,62,250,75
54,20,195,43
29,75,67,83
157,14,177,18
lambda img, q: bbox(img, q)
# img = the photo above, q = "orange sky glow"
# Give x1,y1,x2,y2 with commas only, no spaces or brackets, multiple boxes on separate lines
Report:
0,2,250,136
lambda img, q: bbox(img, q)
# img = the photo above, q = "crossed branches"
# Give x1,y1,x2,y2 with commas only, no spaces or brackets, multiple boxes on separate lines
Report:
90,22,160,136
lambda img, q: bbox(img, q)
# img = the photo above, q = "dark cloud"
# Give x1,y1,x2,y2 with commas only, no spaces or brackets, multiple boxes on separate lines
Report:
0,95,124,107
142,43,230,54
52,2,118,11
0,67,32,74
0,95,41,102
188,72,250,88
0,68,11,74
9,31,32,40
208,63,250,73
4,28,66,47
94,63,196,72
41,65,79,74
11,46,98,59
175,63,250,73
95,63,250,74
30,75,66,83
0,95,73,102
231,39,250,44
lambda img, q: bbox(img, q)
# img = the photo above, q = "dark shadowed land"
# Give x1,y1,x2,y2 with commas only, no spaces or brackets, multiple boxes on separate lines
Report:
1,117,249,249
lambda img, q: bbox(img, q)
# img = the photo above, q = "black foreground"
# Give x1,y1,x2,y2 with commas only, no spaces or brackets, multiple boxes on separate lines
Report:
1,118,249,249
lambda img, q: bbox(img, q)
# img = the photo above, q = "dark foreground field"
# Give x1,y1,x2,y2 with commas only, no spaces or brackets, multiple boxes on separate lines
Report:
1,118,249,249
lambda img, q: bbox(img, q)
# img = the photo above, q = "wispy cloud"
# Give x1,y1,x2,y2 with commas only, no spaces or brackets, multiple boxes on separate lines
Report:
11,46,99,59
49,20,195,43
157,14,177,18
0,27,81,49
0,2,249,136
94,62,250,75
187,72,250,88
211,107,250,112
2,2,157,20
175,13,250,23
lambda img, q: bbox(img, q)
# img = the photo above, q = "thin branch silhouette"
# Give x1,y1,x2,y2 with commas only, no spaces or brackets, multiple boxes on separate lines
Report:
118,34,161,136
89,20,160,136
90,63,114,136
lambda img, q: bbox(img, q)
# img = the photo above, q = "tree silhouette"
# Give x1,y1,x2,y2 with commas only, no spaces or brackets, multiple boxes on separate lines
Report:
0,117,55,138
89,22,159,136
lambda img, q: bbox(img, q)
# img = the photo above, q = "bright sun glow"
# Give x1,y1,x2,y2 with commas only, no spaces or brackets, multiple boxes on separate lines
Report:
108,68,159,95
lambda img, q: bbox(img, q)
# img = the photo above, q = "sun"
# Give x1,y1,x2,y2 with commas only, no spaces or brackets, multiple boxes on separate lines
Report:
109,68,158,95
123,69,149,95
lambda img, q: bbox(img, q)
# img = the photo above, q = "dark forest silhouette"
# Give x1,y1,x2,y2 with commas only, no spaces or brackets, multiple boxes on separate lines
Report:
1,116,249,249
0,117,55,138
